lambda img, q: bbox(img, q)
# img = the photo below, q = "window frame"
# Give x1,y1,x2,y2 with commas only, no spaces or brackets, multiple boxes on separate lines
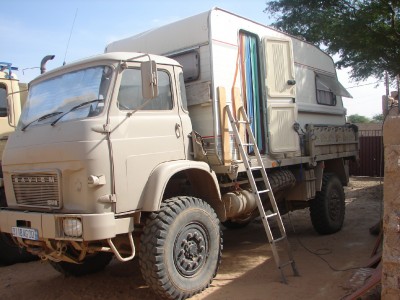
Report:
117,67,174,112
0,84,9,117
315,74,337,106
169,50,200,83
178,71,188,113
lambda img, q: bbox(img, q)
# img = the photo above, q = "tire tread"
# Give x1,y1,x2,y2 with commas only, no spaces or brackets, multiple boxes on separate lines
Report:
139,196,222,300
310,173,345,235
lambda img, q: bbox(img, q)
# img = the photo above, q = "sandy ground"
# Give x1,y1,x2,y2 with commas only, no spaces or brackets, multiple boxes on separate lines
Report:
0,177,383,300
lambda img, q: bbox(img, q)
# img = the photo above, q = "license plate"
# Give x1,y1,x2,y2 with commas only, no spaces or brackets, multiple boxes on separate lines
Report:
12,227,39,241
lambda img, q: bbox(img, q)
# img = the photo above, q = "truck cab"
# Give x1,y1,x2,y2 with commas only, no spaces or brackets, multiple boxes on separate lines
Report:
0,62,35,265
0,53,224,298
2,52,189,225
0,65,23,181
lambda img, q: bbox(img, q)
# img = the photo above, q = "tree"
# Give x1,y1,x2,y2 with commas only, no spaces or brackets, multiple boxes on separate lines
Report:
347,114,371,123
264,1,400,81
372,113,384,122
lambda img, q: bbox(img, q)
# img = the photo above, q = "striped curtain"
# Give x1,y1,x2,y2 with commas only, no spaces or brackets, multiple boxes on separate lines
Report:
239,33,264,152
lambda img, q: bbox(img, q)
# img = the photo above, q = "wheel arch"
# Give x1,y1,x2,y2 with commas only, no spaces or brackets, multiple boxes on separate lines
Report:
322,158,349,186
140,160,226,221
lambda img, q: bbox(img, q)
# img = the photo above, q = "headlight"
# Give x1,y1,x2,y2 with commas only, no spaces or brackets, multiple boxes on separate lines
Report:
62,218,83,237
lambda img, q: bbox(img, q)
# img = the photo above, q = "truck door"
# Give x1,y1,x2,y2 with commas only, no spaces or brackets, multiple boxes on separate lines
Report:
110,64,185,213
0,79,21,159
262,37,300,155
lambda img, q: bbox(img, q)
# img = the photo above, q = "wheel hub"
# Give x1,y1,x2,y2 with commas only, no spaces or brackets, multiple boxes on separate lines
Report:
174,223,208,277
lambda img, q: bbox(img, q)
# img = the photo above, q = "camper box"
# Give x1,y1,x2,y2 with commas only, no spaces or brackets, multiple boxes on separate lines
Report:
106,8,354,168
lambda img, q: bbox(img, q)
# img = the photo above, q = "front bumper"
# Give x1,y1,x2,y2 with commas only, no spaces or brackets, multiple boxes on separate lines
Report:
0,209,134,241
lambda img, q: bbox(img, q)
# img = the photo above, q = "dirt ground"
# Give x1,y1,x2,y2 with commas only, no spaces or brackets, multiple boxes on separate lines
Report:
0,177,383,300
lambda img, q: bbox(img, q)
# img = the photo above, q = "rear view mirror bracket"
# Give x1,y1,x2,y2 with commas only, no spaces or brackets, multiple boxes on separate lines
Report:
141,60,159,99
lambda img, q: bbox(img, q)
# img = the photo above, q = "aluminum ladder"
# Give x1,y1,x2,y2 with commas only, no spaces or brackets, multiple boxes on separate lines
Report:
226,105,299,283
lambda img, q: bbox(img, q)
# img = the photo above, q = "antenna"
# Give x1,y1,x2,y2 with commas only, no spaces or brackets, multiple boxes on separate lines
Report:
63,8,78,66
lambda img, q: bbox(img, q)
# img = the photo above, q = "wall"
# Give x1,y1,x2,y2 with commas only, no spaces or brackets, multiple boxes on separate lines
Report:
382,111,400,299
349,124,383,177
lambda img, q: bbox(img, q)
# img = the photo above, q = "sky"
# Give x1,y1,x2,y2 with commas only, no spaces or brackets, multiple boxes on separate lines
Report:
1,0,386,118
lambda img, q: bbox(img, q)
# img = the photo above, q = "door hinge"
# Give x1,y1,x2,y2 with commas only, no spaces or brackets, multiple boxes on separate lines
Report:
91,124,111,133
97,194,117,203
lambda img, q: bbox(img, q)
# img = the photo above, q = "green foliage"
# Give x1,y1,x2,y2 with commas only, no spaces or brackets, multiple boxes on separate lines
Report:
347,114,371,123
264,0,400,81
372,113,384,122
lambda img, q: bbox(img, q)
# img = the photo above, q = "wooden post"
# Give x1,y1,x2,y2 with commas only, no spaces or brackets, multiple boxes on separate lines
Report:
232,87,246,159
218,87,231,165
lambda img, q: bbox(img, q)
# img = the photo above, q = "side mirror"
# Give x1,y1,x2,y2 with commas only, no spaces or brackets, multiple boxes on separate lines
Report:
141,60,158,99
7,94,16,127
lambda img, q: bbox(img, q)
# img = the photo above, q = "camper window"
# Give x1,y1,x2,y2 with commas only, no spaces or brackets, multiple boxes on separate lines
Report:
118,68,173,111
0,85,8,117
315,75,336,106
170,51,199,82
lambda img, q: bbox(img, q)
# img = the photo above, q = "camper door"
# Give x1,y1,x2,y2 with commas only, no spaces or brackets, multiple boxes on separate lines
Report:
262,37,299,155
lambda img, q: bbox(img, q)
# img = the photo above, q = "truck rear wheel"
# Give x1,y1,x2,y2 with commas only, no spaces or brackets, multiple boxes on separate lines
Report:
140,196,222,300
49,251,113,277
310,174,345,235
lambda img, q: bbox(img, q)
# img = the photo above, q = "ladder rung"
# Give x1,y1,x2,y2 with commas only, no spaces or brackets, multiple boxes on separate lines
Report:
265,212,278,219
279,260,294,269
272,236,287,243
250,166,263,170
237,120,250,124
258,189,270,194
242,143,254,147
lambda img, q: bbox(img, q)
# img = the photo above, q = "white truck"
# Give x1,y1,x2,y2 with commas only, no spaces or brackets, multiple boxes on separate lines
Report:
0,8,357,299
0,62,36,264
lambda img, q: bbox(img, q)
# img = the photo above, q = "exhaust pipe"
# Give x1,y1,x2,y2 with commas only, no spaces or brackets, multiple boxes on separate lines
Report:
40,55,55,74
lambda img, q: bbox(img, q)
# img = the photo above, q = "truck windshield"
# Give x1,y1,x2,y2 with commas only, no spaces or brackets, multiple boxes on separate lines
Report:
18,65,112,130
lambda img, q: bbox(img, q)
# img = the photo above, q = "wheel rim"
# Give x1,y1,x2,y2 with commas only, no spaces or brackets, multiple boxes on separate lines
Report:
174,222,209,277
328,189,341,221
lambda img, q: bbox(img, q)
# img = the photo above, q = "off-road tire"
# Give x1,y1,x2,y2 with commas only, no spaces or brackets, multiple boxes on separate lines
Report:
49,252,113,277
0,233,37,265
310,173,345,235
139,196,222,300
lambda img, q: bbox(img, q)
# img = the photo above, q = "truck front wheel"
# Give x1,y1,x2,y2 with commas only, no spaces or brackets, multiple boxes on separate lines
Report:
310,174,345,235
140,196,222,300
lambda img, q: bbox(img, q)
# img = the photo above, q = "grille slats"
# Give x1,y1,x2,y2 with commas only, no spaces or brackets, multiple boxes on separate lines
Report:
12,172,61,208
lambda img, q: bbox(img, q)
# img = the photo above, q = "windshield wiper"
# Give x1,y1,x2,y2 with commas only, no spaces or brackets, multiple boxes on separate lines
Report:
21,111,63,131
51,99,104,126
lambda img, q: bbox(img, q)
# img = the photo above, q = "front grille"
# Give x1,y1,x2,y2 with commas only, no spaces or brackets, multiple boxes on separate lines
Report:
12,171,62,209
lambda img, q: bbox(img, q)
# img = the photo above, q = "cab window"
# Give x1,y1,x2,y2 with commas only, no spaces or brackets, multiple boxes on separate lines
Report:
118,69,173,110
0,85,8,117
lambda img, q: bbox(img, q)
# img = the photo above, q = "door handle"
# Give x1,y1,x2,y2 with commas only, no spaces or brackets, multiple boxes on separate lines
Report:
175,123,181,138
